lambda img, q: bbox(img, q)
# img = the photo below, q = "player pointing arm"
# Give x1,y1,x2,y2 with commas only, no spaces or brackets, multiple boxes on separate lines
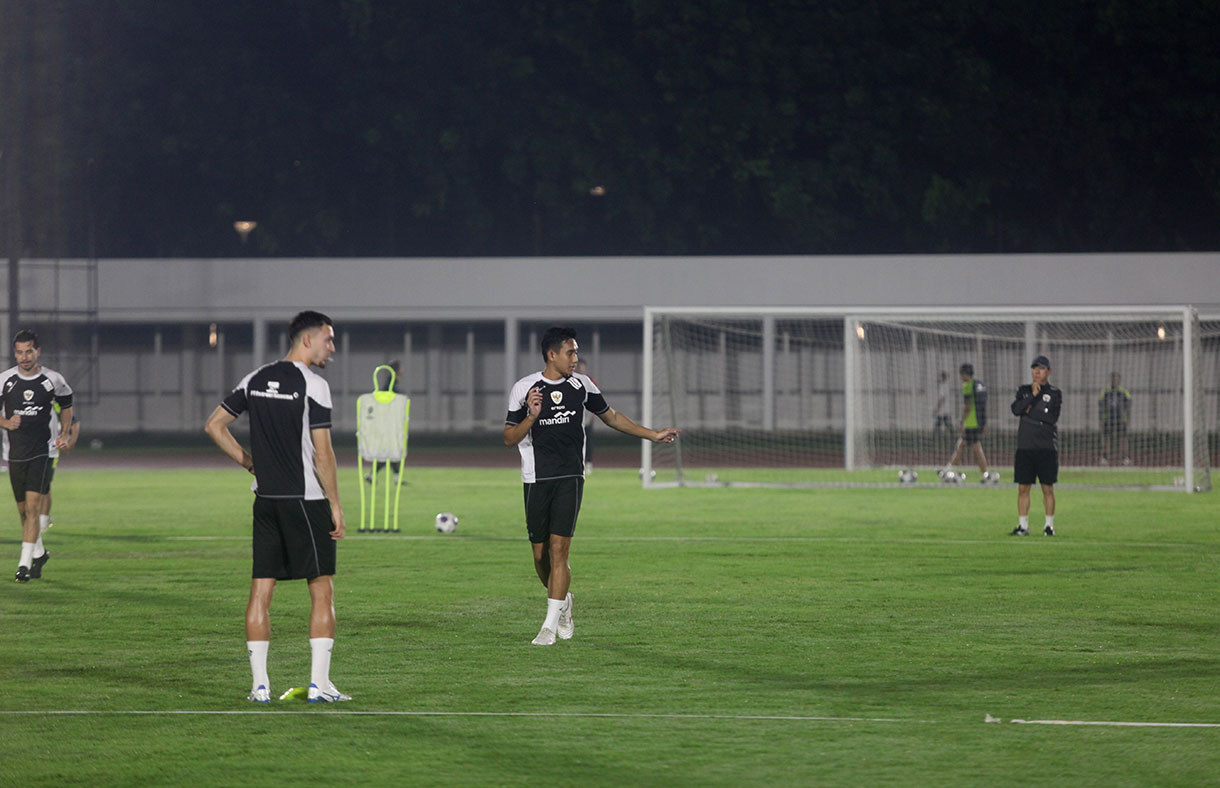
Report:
504,326,678,646
596,407,679,444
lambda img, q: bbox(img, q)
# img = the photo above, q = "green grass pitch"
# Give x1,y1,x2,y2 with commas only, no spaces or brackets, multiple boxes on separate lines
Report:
2,465,1218,786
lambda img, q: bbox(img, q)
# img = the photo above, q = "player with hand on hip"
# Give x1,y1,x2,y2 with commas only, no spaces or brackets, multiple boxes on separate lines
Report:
205,311,350,703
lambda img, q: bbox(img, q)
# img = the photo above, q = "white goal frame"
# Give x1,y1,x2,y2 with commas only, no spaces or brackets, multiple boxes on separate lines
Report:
642,305,1211,492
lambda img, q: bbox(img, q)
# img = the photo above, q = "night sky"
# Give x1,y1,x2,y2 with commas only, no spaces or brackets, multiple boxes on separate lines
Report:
3,0,1218,258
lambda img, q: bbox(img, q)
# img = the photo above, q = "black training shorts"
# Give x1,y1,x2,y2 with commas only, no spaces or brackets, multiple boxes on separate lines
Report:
252,497,337,580
523,477,584,544
9,456,54,501
962,428,982,444
1014,449,1058,486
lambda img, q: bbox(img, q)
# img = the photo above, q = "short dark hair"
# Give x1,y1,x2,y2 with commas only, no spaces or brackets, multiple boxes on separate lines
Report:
289,311,333,343
540,326,577,364
960,363,973,376
13,329,39,348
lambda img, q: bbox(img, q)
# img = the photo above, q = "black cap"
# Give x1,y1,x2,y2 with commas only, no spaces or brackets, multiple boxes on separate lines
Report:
1031,355,1050,369
959,363,973,375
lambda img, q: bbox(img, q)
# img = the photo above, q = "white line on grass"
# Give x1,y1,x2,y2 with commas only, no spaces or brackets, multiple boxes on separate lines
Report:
9,710,1218,727
1008,718,1220,728
0,710,923,723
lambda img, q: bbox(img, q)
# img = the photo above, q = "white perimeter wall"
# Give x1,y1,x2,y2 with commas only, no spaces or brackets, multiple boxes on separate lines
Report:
3,253,1218,433
9,253,1220,321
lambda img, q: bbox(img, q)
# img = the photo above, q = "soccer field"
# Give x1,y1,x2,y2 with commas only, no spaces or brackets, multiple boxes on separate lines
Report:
2,465,1218,786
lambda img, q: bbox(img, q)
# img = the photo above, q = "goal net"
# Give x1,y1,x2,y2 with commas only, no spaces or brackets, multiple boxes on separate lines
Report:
643,307,1214,492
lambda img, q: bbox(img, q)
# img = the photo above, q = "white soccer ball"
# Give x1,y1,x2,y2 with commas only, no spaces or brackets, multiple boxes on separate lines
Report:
434,512,458,533
638,468,657,481
983,470,1001,484
898,469,918,484
939,469,964,484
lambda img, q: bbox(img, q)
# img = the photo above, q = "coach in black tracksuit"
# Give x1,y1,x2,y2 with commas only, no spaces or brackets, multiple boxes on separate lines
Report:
1010,355,1062,537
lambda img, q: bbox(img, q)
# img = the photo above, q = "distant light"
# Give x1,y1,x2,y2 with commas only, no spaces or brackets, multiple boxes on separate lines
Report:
1156,324,1166,340
856,324,865,340
233,221,258,243
589,185,606,196
209,323,219,348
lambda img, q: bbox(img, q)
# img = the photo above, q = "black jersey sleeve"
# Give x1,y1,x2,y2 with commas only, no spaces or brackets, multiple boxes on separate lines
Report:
222,386,248,416
585,390,608,415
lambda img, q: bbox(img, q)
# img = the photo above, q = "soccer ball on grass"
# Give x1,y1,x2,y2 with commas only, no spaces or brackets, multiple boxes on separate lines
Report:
898,469,918,484
434,512,458,533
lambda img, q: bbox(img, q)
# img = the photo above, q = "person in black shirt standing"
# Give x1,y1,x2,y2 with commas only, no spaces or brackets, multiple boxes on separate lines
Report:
1010,355,1063,536
1098,372,1132,466
205,311,350,703
1,330,73,582
504,326,679,646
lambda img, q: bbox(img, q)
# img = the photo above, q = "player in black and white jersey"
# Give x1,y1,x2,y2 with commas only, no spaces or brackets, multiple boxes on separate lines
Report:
1,330,73,583
205,311,350,703
504,326,679,646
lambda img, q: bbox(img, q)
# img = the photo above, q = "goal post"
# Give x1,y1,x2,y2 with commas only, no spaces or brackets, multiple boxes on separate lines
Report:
643,306,1214,492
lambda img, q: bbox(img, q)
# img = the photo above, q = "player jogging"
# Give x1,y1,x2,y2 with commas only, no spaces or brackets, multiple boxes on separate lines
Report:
943,362,991,481
205,311,350,703
1011,355,1063,536
504,326,679,646
1,330,74,583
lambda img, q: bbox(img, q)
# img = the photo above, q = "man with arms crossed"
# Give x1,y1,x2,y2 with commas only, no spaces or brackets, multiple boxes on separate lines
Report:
205,311,350,702
1011,355,1063,536
1,330,73,582
505,326,679,646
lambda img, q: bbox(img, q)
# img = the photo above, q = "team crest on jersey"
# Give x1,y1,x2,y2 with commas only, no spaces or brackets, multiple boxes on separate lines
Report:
569,377,583,390
1042,393,1051,402
550,391,564,405
23,390,33,401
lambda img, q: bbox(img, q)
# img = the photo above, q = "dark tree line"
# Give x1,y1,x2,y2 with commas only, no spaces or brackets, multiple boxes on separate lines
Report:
3,0,1218,258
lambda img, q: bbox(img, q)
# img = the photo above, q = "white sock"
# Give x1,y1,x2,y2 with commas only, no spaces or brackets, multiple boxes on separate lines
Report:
1018,516,1029,530
39,514,52,533
247,640,270,690
543,597,564,632
310,637,334,689
31,539,45,559
1045,515,1055,528
19,542,35,569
